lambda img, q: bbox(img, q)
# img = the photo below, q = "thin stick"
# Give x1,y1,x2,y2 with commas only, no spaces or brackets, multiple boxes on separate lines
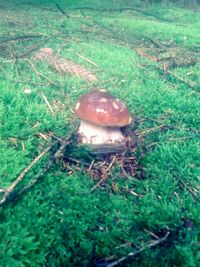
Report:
174,175,198,199
90,174,108,193
73,7,172,22
147,135,199,149
16,139,71,194
88,160,95,172
106,156,116,172
135,47,198,89
151,64,198,89
137,124,165,136
107,232,170,267
0,65,53,86
76,52,99,67
41,93,55,114
166,68,197,89
0,34,46,44
0,122,79,207
55,3,70,18
27,59,57,85
146,36,166,50
0,142,56,206
0,137,73,207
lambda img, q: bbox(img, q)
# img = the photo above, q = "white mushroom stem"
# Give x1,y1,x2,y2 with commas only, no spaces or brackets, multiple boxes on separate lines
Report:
78,120,124,145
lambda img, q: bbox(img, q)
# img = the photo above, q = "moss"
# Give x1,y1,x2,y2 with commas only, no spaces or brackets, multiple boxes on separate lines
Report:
0,0,199,266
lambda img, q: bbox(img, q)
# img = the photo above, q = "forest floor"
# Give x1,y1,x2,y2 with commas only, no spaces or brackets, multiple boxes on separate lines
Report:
0,1,199,266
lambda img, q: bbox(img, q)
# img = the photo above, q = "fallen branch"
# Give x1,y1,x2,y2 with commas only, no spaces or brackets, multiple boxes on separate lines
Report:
0,131,75,207
18,34,60,58
12,139,71,199
90,176,108,193
107,232,170,267
73,7,172,22
135,47,198,89
55,3,70,18
0,142,57,206
164,68,198,89
0,34,46,44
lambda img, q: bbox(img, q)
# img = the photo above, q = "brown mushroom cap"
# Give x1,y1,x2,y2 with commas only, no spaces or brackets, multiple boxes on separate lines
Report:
75,90,132,127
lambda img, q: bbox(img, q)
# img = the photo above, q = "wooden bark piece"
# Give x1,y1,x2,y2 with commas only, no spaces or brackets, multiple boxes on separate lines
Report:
34,48,97,82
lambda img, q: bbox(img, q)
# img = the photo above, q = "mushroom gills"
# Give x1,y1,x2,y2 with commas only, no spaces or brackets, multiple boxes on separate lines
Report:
78,120,124,145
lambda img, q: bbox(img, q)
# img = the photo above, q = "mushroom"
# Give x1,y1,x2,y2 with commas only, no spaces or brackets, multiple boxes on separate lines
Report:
75,90,132,153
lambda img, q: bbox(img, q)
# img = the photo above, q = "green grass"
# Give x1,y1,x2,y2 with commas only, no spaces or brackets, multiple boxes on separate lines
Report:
0,0,200,266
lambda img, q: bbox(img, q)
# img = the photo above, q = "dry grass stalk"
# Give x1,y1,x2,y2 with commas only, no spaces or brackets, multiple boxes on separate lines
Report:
41,92,55,114
75,52,99,67
27,59,56,85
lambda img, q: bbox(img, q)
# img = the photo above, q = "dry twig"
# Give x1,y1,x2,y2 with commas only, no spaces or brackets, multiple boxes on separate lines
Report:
174,175,198,200
135,46,198,89
0,124,77,207
75,52,99,67
90,175,109,193
73,7,172,22
107,232,170,267
0,142,57,206
14,139,71,196
41,92,55,115
55,3,70,18
0,34,46,44
27,59,57,85
147,135,200,149
164,68,197,89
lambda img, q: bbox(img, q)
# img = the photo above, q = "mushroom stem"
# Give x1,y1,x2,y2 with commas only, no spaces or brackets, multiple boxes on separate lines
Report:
78,120,124,145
